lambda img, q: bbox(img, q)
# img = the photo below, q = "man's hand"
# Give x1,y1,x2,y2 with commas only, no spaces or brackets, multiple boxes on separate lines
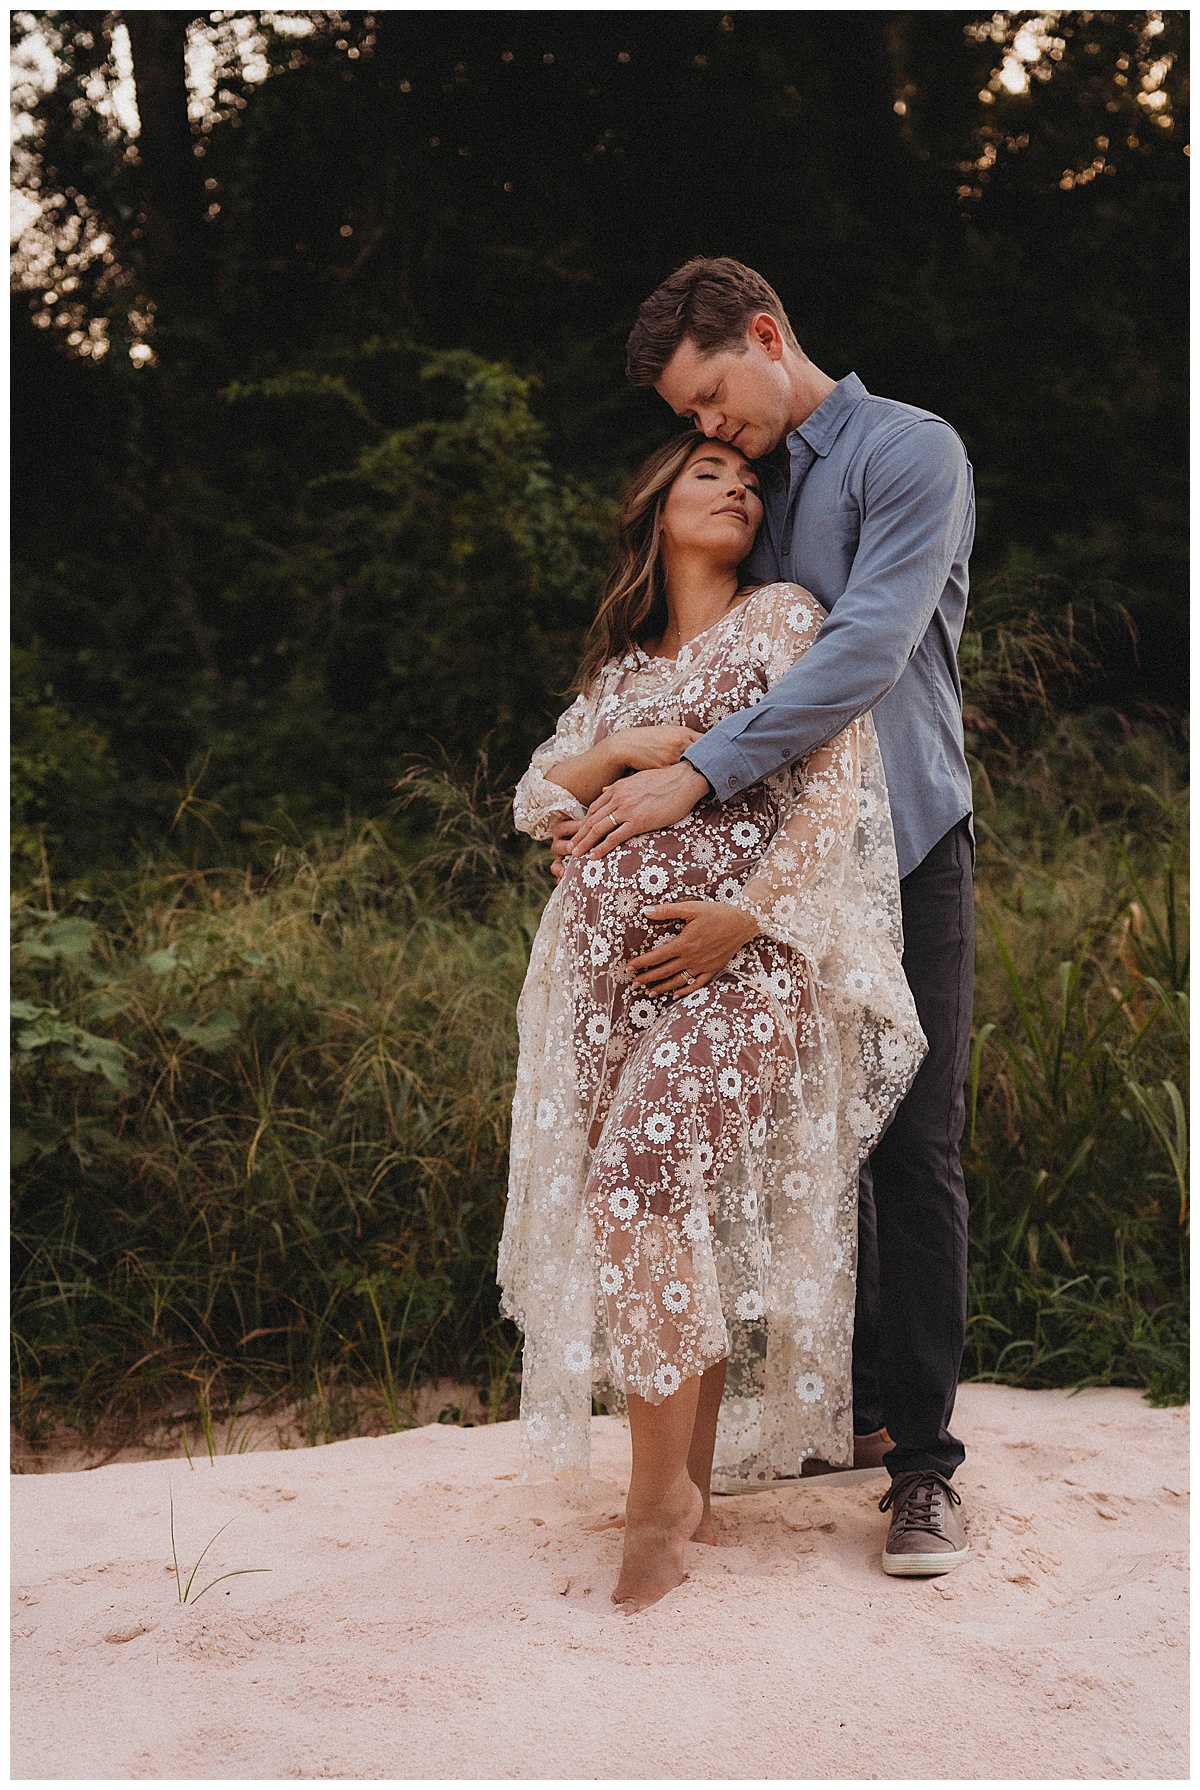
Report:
550,815,581,880
569,763,711,859
629,900,761,998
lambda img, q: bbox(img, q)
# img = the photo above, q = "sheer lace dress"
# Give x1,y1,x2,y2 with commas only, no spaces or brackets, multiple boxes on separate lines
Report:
498,583,925,1485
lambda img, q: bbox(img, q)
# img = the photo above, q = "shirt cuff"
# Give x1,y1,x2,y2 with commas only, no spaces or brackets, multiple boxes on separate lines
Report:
683,734,762,804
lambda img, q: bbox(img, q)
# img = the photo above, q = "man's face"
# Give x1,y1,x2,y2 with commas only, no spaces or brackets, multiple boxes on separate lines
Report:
654,319,792,461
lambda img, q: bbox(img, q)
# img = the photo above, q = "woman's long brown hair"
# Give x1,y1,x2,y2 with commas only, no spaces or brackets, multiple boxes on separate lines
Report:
572,429,753,695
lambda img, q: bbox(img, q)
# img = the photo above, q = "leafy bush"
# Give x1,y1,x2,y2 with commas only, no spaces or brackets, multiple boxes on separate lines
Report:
11,798,542,1444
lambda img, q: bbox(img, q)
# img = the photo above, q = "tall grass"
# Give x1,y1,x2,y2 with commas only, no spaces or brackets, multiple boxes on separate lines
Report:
959,581,1187,1402
11,797,544,1446
11,611,1189,1447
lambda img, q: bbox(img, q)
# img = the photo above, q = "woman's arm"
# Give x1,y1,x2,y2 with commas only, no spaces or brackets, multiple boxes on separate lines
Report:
546,725,703,809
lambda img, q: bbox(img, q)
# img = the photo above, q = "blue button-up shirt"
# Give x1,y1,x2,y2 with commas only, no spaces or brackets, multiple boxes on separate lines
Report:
684,372,975,879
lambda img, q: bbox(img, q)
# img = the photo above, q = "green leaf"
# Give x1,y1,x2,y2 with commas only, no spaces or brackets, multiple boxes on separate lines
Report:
166,1010,240,1049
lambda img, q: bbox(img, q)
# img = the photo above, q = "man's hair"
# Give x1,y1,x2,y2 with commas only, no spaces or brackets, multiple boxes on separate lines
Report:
625,256,800,387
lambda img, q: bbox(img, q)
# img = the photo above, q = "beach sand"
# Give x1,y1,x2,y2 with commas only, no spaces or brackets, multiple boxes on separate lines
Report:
10,1383,1187,1780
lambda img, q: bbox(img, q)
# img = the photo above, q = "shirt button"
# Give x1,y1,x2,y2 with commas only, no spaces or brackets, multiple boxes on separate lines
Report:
782,535,793,554
727,777,737,789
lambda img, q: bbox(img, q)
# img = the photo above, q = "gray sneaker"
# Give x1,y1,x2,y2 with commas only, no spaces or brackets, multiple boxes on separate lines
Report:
879,1470,969,1576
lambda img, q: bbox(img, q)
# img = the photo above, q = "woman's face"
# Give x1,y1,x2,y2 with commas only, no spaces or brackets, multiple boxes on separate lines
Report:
658,441,763,567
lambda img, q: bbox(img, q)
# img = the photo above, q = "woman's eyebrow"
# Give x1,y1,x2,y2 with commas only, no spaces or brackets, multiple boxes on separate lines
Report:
692,454,758,481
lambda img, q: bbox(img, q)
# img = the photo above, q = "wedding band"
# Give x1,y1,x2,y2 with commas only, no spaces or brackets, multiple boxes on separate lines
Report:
607,814,619,829
680,971,696,986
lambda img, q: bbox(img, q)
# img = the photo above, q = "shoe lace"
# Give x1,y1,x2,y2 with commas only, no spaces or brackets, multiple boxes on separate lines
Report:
878,1470,961,1535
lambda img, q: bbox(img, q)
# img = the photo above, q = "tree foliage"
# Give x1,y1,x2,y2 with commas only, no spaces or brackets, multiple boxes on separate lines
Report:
10,8,1189,870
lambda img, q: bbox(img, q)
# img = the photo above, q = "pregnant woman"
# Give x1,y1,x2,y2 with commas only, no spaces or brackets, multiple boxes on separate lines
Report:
498,431,925,1611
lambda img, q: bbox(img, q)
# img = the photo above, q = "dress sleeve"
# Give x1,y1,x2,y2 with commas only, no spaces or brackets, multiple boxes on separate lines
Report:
725,585,863,955
512,687,599,840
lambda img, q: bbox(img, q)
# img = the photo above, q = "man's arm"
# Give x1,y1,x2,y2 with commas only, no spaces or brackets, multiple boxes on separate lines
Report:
685,420,972,799
570,420,972,859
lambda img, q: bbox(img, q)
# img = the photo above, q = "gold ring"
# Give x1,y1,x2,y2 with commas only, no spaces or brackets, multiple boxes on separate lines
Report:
680,971,696,986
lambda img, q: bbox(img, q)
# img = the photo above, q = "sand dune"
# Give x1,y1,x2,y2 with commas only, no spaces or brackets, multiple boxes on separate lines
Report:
10,1383,1187,1780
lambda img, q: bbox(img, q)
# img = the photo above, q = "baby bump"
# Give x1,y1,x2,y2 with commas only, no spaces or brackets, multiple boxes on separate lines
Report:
562,799,776,967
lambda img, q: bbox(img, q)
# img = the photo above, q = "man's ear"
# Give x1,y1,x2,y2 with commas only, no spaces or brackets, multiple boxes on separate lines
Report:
749,312,785,361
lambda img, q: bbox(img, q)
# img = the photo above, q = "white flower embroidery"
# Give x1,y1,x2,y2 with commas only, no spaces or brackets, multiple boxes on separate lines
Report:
816,1112,837,1145
816,826,836,857
638,864,669,897
564,1340,591,1374
590,934,611,966
749,1114,768,1149
731,820,762,849
548,1174,571,1205
694,1141,715,1172
845,967,875,995
794,1278,821,1317
629,998,657,1029
769,967,793,1000
718,1067,742,1098
652,1039,681,1068
600,1263,622,1295
742,1188,759,1220
782,1169,812,1201
645,1111,675,1145
609,1187,638,1221
749,631,772,662
796,1373,824,1404
682,1209,709,1243
717,877,743,901
662,1280,690,1314
846,1097,876,1138
586,1012,611,1045
751,1012,774,1044
582,859,605,888
654,1363,682,1397
678,1075,702,1101
535,1099,558,1131
736,1289,765,1321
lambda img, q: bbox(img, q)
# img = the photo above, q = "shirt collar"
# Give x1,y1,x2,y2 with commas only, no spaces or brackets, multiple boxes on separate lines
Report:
790,371,868,459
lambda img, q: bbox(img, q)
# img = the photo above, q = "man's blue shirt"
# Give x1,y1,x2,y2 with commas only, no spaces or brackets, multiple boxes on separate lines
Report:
683,372,975,879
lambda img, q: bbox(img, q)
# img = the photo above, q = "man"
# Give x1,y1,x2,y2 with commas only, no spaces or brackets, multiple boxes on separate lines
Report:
561,257,975,1577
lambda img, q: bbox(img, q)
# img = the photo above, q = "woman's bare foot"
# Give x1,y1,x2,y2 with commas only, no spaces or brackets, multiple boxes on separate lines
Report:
691,1502,719,1546
586,1495,718,1544
612,1474,704,1613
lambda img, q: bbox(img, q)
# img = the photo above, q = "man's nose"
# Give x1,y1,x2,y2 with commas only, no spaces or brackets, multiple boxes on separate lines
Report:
699,411,723,437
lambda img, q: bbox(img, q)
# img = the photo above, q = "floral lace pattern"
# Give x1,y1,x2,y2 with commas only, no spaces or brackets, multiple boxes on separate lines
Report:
500,583,926,1485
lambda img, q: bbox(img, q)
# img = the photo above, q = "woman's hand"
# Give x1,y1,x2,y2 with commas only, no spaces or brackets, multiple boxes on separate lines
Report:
629,900,761,999
609,724,703,773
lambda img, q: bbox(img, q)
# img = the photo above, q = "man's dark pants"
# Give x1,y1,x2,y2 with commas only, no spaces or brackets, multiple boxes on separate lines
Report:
852,817,974,1480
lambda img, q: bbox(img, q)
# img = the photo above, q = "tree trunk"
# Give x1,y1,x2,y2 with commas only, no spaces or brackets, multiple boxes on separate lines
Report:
123,11,208,291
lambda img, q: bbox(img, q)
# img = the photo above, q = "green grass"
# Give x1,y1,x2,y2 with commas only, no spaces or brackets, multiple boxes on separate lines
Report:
10,691,1188,1454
